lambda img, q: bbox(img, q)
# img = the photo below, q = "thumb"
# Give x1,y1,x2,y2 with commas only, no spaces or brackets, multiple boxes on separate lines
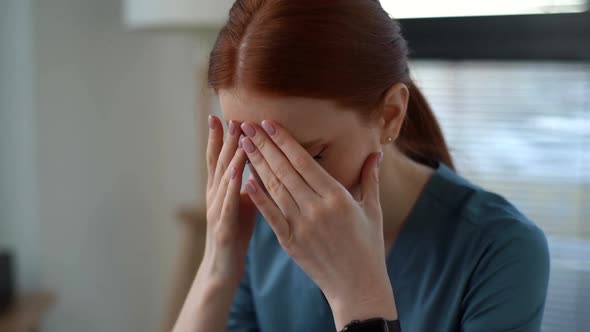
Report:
360,151,383,208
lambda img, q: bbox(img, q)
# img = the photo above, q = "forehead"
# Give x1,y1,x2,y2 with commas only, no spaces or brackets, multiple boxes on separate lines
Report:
218,89,356,140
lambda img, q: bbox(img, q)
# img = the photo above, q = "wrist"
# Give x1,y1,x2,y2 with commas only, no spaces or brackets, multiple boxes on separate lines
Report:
197,251,245,287
189,264,241,310
174,262,239,331
329,285,397,331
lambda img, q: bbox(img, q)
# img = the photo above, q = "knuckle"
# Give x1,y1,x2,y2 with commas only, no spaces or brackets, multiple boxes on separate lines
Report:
220,170,230,186
254,136,266,151
293,154,310,170
267,213,282,229
273,132,286,147
224,196,236,211
206,153,215,167
282,206,299,221
297,223,314,242
208,134,219,146
224,131,233,143
325,191,349,211
307,205,327,221
247,148,262,163
273,162,290,181
267,177,284,196
217,163,228,177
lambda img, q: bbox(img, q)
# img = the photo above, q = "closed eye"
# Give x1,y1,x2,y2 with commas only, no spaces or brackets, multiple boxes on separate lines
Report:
313,146,327,160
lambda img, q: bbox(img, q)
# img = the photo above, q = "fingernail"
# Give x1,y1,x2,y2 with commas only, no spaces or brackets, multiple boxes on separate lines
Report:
208,115,215,130
228,121,236,136
241,122,256,138
238,134,245,148
377,152,383,169
261,120,276,136
245,181,257,194
241,137,256,153
230,167,237,179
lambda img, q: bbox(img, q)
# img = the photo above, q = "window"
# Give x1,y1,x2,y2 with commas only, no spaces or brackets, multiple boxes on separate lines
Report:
411,60,590,331
382,0,588,18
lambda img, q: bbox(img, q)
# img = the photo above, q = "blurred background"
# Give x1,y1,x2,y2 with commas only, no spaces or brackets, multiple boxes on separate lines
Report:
0,0,588,331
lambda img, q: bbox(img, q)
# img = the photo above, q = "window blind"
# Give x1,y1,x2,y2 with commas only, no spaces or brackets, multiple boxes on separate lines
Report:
411,60,590,331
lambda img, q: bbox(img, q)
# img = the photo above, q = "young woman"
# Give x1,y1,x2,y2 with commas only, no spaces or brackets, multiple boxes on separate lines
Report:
171,1,550,331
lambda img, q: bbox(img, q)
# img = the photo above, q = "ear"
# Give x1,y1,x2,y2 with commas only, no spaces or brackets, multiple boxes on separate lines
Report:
377,83,409,144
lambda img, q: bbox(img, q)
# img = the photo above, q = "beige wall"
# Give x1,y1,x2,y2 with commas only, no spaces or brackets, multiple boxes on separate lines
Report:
0,0,40,291
1,0,216,330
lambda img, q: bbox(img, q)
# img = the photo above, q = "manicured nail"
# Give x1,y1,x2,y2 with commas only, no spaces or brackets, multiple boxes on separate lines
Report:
208,115,215,130
228,121,237,136
377,152,383,168
230,167,237,179
241,122,256,138
241,137,256,153
238,134,245,148
245,181,257,194
261,120,276,136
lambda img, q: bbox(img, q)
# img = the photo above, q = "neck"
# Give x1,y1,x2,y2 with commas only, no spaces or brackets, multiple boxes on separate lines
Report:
378,148,435,246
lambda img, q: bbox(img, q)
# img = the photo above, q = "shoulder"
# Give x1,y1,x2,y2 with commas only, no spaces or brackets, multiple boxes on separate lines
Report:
432,163,548,251
457,192,550,330
430,167,550,329
423,164,550,277
460,187,548,260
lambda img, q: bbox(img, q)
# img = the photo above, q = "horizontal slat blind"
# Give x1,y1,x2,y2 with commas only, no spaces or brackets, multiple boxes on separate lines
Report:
411,60,590,331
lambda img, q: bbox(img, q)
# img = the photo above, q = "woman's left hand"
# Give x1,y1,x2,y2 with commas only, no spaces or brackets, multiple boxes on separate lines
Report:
239,120,397,329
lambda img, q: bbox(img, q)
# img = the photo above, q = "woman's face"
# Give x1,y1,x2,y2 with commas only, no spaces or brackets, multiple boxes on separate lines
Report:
219,89,383,197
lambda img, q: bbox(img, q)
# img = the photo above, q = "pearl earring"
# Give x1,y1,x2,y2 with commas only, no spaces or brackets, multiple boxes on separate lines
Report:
387,137,393,142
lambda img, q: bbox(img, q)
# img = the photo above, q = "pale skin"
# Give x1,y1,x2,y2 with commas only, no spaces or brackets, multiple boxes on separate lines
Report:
172,83,435,332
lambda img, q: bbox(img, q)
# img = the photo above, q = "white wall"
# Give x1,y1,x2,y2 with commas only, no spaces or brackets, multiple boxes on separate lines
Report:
1,0,216,330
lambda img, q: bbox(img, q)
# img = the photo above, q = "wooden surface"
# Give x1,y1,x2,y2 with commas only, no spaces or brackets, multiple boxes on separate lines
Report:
0,292,56,332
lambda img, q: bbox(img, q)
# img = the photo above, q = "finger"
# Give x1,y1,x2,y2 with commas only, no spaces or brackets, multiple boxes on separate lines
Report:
211,147,248,215
213,120,241,190
260,120,340,196
219,147,249,224
206,115,223,191
240,122,316,203
244,178,290,244
359,152,383,211
240,135,300,217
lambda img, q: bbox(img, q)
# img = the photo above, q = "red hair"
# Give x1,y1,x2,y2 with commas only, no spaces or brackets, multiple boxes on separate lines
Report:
208,0,454,169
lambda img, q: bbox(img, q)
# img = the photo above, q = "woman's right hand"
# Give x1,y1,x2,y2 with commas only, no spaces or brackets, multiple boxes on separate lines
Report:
172,116,256,332
201,115,257,285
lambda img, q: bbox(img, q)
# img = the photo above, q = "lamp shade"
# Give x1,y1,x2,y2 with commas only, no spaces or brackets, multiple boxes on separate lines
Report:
124,0,234,29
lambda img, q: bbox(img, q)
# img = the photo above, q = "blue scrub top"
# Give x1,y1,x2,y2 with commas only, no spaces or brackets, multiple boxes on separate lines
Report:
227,162,550,332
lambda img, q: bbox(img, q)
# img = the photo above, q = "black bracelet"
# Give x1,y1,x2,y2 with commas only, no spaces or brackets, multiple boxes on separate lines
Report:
387,319,401,331
340,318,401,332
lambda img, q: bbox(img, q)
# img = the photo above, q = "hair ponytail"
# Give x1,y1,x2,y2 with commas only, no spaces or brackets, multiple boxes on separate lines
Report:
398,80,455,170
